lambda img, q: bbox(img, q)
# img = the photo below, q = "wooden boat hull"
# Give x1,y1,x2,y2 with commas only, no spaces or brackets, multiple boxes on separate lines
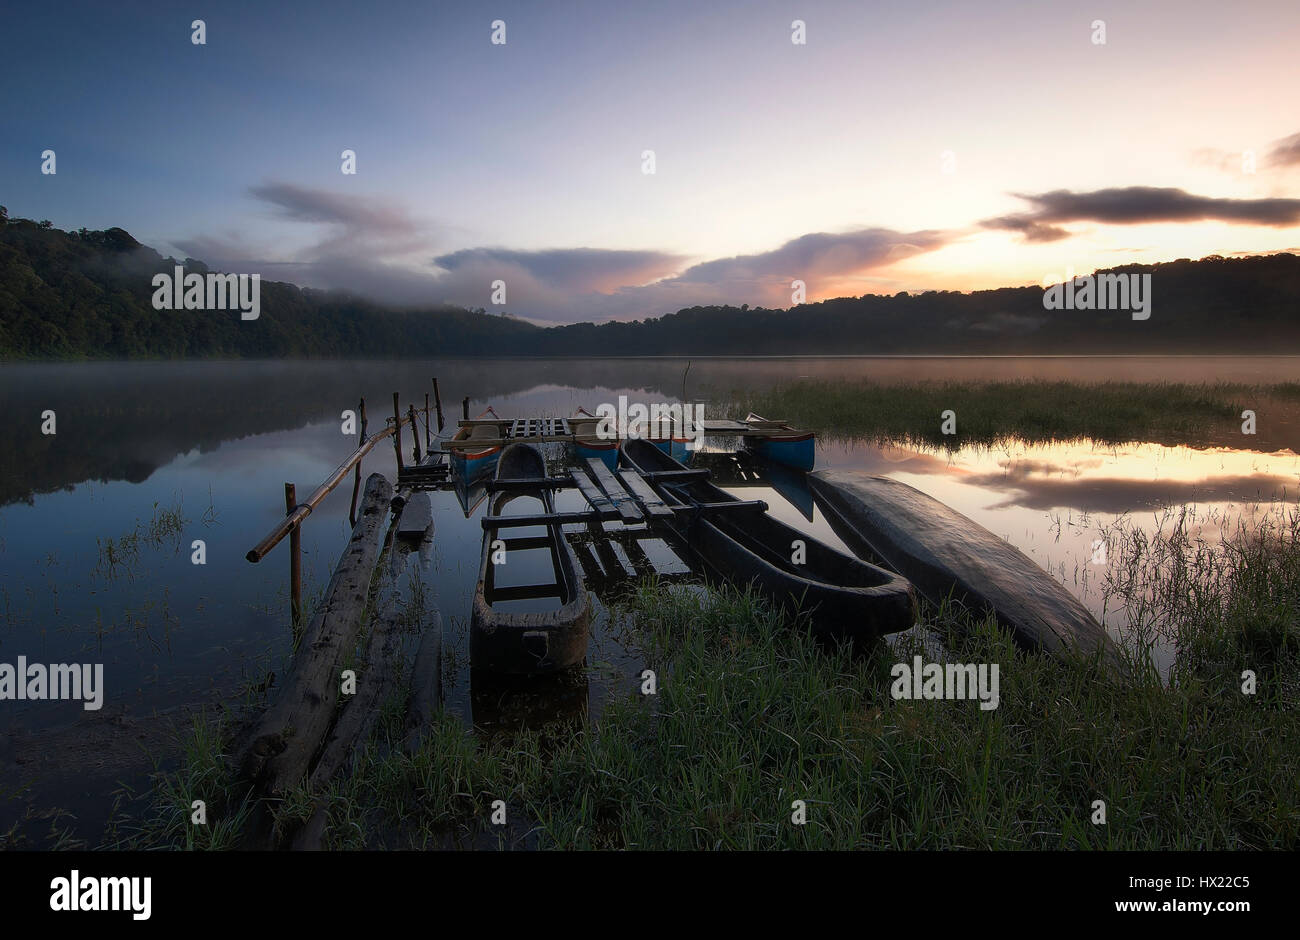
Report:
571,407,618,469
743,413,815,471
571,408,619,470
808,470,1121,667
620,439,915,643
572,407,691,465
651,437,692,462
450,407,506,483
471,443,591,674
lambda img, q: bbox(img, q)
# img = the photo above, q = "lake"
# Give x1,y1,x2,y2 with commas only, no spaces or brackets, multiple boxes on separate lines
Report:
2,356,1298,845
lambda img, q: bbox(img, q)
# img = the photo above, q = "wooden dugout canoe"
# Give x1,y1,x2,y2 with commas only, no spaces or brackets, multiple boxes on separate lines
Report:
471,443,591,674
619,438,915,643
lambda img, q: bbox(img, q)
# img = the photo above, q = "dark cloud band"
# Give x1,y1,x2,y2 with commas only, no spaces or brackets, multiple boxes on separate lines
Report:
984,186,1300,242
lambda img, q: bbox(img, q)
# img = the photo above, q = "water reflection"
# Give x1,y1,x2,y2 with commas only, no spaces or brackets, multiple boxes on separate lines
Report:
3,358,1299,843
6,356,1300,507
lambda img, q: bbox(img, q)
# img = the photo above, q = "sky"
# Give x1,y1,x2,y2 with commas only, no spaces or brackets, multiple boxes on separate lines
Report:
3,0,1299,324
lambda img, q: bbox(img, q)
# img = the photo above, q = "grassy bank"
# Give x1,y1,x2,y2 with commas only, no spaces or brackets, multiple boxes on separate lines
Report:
128,502,1298,850
728,379,1300,447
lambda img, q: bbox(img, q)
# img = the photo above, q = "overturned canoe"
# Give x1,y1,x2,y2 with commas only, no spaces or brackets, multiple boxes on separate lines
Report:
471,443,591,674
808,471,1120,666
621,439,915,643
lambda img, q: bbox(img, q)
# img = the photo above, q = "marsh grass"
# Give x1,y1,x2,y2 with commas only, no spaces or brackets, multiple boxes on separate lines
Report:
135,500,1298,851
729,380,1258,448
109,709,258,851
94,498,189,581
1100,502,1300,704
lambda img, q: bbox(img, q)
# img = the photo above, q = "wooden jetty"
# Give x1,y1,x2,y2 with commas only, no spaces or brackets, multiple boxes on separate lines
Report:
239,385,450,849
444,412,812,452
807,471,1121,667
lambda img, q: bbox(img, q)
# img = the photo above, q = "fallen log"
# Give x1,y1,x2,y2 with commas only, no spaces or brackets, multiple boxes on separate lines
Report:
290,575,406,851
808,470,1121,669
291,499,434,849
236,472,393,795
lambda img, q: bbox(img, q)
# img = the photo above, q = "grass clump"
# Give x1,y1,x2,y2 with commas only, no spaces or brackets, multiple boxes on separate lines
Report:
729,379,1259,448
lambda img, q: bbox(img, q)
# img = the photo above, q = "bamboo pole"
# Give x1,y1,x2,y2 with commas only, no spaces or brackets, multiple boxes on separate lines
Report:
285,483,301,629
349,397,367,527
424,394,432,450
246,419,400,563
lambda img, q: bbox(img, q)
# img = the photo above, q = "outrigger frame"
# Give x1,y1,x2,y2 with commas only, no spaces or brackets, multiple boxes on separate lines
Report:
479,458,768,531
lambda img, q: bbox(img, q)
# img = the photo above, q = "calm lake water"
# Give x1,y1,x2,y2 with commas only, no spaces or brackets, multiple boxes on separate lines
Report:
2,356,1299,845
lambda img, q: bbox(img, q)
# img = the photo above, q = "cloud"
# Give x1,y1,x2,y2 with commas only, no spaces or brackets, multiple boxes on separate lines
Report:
1266,131,1300,168
177,183,953,322
979,215,1070,243
248,182,419,238
972,470,1298,514
674,228,947,285
432,247,688,293
983,186,1300,242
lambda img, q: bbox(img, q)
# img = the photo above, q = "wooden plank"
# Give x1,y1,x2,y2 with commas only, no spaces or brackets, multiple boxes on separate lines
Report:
491,583,565,602
395,491,433,541
482,510,603,529
585,458,643,522
641,469,710,483
500,535,553,551
444,433,575,449
808,471,1121,669
677,499,768,514
572,467,615,513
488,475,574,492
619,470,673,517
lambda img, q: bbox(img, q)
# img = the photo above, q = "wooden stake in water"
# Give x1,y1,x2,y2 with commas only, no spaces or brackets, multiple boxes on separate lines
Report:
285,482,302,630
432,377,445,432
392,392,404,470
408,404,422,463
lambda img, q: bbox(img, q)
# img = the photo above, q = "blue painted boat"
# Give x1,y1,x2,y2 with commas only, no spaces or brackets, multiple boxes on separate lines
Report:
449,406,507,482
742,413,815,471
571,407,618,470
651,436,692,462
572,405,693,465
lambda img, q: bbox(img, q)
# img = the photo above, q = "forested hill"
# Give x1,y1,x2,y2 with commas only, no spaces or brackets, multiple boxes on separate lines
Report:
4,210,1300,359
0,212,537,358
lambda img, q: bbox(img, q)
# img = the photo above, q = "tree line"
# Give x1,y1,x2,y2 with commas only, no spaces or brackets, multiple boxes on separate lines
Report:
4,209,1299,359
